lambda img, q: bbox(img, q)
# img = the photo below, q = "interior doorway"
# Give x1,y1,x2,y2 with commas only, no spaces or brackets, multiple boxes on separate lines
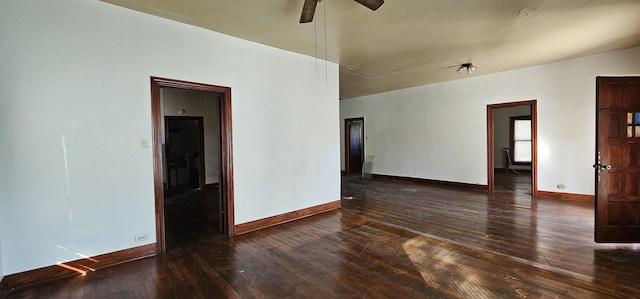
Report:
487,100,538,196
151,77,235,254
344,117,365,174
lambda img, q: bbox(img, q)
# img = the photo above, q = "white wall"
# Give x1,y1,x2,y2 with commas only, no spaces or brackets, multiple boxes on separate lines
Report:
162,88,220,185
494,105,531,170
341,46,640,195
0,0,340,275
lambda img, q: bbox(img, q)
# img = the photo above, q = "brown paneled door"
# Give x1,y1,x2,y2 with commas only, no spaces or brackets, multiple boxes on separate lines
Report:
345,118,364,174
595,76,640,242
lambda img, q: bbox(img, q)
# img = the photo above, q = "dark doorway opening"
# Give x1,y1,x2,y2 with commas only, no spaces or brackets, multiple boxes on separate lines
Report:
345,117,365,174
163,115,217,250
163,185,220,250
151,77,235,254
165,116,204,196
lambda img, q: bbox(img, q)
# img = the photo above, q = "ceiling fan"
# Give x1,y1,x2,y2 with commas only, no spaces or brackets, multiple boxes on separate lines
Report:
300,0,384,23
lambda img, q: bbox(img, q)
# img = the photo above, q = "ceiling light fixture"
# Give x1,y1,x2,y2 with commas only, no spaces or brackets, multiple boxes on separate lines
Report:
456,63,477,74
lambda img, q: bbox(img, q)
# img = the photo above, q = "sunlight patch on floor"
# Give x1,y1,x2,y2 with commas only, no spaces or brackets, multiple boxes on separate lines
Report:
403,236,492,298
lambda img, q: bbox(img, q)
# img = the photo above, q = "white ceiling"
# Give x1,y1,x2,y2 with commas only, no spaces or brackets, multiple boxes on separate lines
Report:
101,0,640,99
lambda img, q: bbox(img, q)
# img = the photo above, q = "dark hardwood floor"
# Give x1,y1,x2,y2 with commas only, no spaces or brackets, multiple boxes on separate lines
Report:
164,187,220,250
6,174,640,298
494,170,532,195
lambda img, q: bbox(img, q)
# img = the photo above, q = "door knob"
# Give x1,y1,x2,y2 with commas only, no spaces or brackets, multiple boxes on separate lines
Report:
594,152,612,171
593,163,612,170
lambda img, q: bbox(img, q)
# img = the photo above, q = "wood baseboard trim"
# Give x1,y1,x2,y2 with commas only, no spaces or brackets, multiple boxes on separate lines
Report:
235,200,342,235
1,244,156,296
372,174,488,191
537,191,594,203
205,183,219,189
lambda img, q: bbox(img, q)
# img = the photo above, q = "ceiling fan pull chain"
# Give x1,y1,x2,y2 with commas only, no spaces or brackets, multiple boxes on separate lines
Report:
324,0,328,85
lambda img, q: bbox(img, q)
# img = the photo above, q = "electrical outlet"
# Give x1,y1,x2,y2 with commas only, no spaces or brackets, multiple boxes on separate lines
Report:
134,234,148,242
557,184,566,189
140,138,149,149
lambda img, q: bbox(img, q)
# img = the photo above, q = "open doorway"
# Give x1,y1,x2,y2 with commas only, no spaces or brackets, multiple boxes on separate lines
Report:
487,100,538,196
151,77,235,254
164,116,204,196
344,117,364,174
163,115,212,250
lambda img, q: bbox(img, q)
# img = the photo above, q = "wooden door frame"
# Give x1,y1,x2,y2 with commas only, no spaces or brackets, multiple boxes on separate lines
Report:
344,117,365,174
164,116,206,193
486,100,538,196
151,76,235,254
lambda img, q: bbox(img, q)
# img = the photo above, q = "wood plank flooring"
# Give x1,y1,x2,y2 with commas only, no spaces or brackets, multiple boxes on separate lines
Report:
6,174,640,298
164,187,220,250
494,171,531,195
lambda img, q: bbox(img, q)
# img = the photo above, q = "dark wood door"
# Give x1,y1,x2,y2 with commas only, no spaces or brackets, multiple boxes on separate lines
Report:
345,118,364,174
595,76,640,242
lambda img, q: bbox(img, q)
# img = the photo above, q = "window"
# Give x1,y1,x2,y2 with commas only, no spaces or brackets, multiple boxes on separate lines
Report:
510,116,531,163
627,112,640,138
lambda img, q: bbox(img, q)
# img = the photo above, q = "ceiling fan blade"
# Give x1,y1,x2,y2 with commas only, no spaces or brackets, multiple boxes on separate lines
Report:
353,0,384,11
300,0,318,23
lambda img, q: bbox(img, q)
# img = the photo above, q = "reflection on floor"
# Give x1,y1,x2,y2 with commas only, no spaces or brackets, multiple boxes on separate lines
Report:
164,181,200,198
164,187,220,250
494,170,532,195
7,174,640,298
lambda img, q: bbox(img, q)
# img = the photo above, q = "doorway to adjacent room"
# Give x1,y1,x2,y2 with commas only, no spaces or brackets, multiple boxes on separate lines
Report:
151,77,235,254
487,100,538,196
345,117,365,174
